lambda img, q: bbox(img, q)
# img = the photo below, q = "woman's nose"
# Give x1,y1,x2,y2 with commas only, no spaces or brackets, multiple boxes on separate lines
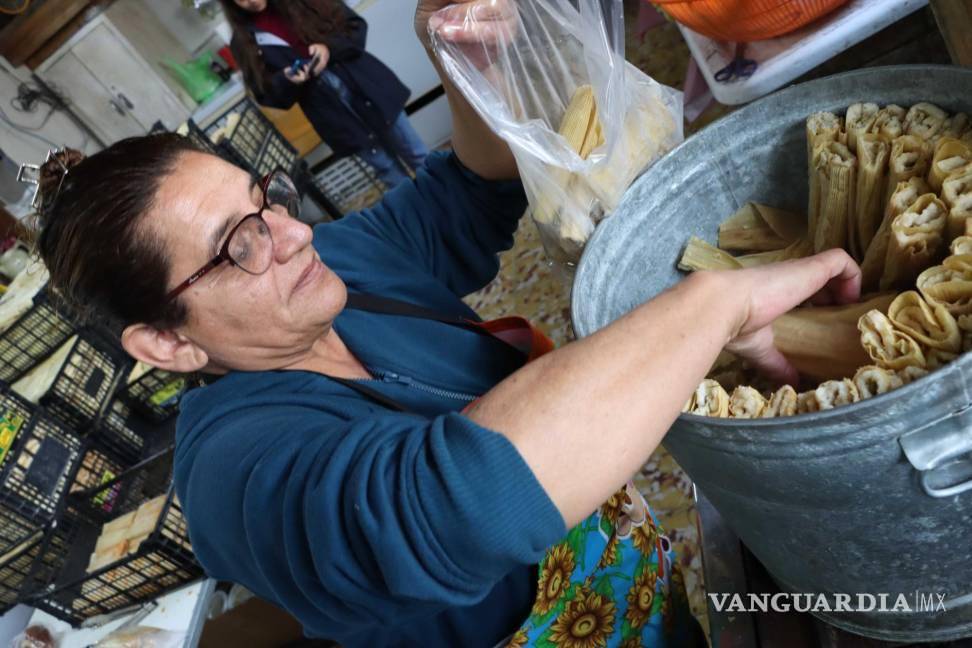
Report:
267,209,313,264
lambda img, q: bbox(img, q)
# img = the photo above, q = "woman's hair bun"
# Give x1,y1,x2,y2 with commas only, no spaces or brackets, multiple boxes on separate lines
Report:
38,148,85,213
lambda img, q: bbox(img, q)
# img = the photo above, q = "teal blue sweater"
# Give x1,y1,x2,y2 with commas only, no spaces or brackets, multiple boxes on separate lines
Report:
174,152,566,647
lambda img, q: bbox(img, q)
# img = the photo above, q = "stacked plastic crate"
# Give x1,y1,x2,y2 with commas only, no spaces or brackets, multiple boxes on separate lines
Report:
0,277,197,623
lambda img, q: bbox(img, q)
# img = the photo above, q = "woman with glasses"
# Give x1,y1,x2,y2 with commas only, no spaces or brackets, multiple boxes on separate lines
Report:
32,1,860,646
218,0,428,189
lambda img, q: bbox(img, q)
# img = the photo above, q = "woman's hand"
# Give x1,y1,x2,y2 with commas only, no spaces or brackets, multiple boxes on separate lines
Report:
416,0,517,59
284,65,311,85
720,248,861,385
308,43,330,75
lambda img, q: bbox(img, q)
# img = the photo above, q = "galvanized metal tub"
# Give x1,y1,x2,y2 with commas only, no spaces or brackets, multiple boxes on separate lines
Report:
571,65,972,642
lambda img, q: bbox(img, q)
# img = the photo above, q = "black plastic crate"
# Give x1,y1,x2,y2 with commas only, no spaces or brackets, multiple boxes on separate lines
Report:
121,368,187,424
0,517,73,614
0,400,84,551
67,443,134,524
203,98,299,176
95,399,147,464
30,450,201,625
40,331,131,432
311,154,385,215
0,291,75,384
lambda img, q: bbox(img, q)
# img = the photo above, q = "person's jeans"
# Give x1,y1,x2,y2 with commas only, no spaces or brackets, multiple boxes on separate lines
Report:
321,71,430,189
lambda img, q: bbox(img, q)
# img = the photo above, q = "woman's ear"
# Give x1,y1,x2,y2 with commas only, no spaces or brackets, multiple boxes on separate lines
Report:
121,323,209,373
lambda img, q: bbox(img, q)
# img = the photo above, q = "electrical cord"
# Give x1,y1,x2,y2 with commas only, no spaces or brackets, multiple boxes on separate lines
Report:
0,68,89,150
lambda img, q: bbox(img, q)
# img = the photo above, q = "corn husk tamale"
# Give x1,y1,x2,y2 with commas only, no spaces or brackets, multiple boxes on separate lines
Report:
796,391,819,414
880,194,947,290
736,238,814,268
860,177,930,290
853,365,903,399
762,385,797,418
845,102,880,153
807,112,844,235
958,314,972,352
930,138,972,193
678,236,742,272
887,290,961,353
886,135,931,206
942,171,972,241
729,386,768,418
942,112,970,141
530,84,604,263
951,236,972,256
813,141,857,253
772,293,896,381
858,310,926,370
718,202,805,252
814,379,860,410
898,365,930,384
689,379,730,417
870,104,907,140
905,102,948,141
916,263,972,316
943,169,972,209
853,134,890,257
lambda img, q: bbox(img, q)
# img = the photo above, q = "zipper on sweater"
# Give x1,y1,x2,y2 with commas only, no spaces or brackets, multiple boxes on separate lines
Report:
365,368,477,403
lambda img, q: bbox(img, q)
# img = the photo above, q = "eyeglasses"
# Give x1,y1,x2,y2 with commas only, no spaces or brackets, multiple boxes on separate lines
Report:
165,170,301,301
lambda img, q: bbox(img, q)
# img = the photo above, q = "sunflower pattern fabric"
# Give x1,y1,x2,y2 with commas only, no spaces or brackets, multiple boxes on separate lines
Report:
505,483,704,648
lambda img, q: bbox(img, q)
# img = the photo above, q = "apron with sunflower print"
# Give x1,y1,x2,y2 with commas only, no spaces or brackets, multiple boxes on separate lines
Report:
501,481,705,648
337,294,704,648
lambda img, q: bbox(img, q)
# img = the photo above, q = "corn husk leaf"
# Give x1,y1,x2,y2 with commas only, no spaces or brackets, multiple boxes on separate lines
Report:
887,290,961,352
860,177,930,291
944,112,970,140
678,236,742,272
772,293,896,382
898,365,930,384
853,365,903,399
718,202,805,252
808,112,844,234
916,264,972,316
879,193,947,290
736,238,814,268
729,386,768,419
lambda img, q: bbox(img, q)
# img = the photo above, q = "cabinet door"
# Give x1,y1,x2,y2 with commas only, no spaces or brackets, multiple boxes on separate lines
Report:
42,51,145,145
73,23,189,131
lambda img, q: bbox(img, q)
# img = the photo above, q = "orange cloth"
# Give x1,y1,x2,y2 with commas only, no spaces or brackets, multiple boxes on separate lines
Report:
652,0,849,42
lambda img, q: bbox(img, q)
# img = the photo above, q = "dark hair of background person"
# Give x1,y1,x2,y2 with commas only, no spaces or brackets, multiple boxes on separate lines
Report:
34,134,202,334
218,0,349,97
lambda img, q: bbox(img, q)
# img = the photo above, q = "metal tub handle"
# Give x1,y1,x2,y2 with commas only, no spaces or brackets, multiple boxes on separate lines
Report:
900,404,972,498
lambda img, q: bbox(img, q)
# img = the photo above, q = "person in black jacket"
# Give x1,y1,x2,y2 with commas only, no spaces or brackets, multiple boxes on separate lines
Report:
220,0,429,189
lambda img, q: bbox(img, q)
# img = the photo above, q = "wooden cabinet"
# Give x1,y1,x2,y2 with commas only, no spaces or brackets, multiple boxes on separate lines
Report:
36,2,196,147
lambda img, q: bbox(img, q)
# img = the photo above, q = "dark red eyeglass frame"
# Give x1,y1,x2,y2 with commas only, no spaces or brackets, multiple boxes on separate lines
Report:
165,172,275,302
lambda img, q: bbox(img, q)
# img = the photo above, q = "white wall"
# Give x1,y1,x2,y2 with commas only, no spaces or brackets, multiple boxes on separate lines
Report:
137,0,225,56
354,0,452,148
0,60,97,168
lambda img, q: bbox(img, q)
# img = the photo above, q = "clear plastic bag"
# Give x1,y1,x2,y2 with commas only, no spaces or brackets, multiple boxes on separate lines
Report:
429,0,683,267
